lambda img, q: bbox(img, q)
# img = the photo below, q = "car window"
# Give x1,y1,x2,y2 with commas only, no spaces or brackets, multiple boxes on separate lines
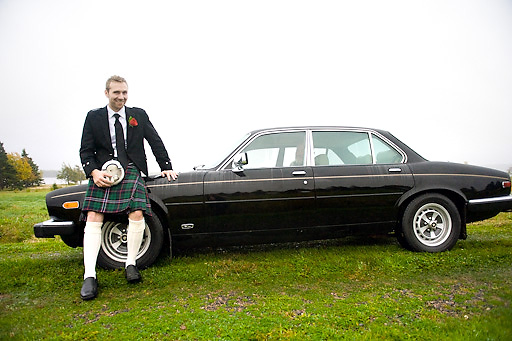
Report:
204,133,250,169
241,131,306,169
372,134,403,164
312,131,372,165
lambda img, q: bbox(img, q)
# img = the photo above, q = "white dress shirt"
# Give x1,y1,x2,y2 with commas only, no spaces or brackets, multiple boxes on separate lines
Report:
106,106,127,157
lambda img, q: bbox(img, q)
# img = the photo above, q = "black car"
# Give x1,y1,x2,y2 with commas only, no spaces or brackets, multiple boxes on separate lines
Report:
34,127,512,269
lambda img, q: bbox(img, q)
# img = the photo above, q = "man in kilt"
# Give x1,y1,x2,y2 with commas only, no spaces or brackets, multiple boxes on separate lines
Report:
79,75,178,300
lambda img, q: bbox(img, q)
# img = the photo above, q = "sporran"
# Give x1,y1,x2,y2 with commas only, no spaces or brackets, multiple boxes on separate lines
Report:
101,160,124,186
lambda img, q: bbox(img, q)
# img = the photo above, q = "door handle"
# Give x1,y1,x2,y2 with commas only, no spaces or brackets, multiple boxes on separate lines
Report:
292,170,307,176
388,168,402,173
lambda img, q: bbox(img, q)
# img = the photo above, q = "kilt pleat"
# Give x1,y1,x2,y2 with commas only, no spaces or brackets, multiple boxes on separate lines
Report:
81,165,151,221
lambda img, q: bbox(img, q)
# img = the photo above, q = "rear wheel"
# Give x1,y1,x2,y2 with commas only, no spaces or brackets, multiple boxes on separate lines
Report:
401,194,461,252
97,214,164,269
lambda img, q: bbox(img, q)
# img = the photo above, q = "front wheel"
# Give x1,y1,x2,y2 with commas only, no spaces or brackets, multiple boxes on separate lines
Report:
97,214,164,269
400,194,461,252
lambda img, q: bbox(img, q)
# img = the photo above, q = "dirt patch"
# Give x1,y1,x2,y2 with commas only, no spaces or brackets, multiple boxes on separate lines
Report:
201,292,255,312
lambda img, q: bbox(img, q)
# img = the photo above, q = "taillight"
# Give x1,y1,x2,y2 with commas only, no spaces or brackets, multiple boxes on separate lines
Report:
503,181,511,189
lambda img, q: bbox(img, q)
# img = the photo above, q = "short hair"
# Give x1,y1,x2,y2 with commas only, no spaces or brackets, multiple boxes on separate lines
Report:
106,75,128,91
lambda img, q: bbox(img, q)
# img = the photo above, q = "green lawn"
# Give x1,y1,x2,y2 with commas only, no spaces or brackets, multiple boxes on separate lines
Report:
0,189,50,243
0,190,511,339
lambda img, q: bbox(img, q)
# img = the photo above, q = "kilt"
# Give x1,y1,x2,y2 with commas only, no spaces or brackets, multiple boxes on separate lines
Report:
80,165,151,221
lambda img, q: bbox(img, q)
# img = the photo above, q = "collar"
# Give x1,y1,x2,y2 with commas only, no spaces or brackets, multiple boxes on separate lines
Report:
107,105,126,120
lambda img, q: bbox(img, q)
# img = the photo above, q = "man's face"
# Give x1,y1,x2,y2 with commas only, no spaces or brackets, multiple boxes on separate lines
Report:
105,81,128,112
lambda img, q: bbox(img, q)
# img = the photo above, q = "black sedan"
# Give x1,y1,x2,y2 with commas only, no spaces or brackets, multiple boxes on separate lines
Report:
34,127,512,269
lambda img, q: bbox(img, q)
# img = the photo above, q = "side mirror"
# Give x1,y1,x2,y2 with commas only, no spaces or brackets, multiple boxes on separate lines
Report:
232,152,248,173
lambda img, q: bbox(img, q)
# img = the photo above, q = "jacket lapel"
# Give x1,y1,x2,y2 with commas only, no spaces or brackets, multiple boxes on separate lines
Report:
100,106,112,151
125,107,135,147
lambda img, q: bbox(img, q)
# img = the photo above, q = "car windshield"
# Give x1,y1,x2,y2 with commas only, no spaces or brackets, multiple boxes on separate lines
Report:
196,133,251,170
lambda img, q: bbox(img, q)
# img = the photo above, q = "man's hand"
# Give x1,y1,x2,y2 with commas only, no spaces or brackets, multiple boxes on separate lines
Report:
161,170,178,181
91,169,114,188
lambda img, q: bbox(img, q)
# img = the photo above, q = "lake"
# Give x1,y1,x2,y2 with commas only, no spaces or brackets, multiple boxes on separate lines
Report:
43,177,70,185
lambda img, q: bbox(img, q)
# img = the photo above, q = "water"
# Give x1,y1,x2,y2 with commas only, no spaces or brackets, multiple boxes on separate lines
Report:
43,177,69,185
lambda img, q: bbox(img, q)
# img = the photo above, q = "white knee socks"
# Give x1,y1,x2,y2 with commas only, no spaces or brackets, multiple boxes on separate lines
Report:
126,218,145,267
83,221,103,280
83,219,145,278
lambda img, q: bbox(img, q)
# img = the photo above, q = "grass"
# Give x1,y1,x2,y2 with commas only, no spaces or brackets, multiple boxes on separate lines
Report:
0,190,511,339
0,188,50,243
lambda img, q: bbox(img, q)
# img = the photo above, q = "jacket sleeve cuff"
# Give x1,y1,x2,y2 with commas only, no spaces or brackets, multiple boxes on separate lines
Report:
159,160,173,171
83,161,98,178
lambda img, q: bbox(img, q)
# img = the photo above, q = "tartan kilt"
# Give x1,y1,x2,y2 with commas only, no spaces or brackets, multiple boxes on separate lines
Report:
81,165,151,221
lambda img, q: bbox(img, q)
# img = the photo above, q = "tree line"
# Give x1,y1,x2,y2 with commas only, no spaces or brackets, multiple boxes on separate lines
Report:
0,142,43,189
0,141,85,190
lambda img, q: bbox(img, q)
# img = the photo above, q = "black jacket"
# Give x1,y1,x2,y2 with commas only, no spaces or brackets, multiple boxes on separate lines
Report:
80,106,172,177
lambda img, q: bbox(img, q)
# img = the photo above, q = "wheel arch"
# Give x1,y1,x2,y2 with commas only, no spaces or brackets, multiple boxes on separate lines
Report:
148,194,172,255
397,188,467,240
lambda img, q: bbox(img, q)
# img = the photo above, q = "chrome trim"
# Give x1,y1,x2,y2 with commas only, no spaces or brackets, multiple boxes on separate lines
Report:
317,192,404,200
415,174,509,181
468,195,512,205
217,128,309,170
50,191,87,199
149,173,412,189
206,196,315,205
165,201,203,206
309,128,407,164
314,174,413,181
215,127,408,171
148,182,202,188
34,218,76,238
369,131,407,164
38,219,75,227
368,131,377,164
181,223,194,230
305,130,313,166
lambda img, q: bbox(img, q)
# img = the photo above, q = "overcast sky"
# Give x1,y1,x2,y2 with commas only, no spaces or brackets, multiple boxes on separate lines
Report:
1,0,511,175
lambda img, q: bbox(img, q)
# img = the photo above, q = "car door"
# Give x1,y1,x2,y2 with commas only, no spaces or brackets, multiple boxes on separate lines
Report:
204,130,316,234
311,130,414,229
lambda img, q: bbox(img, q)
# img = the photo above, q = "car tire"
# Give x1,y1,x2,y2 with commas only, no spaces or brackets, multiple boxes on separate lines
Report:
97,214,164,270
395,231,414,251
401,193,461,252
60,232,83,248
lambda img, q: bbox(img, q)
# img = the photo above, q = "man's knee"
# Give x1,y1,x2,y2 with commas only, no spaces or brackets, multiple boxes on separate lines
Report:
128,210,144,221
87,211,104,223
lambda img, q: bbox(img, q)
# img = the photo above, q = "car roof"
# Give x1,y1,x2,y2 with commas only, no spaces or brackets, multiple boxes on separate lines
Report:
249,126,389,135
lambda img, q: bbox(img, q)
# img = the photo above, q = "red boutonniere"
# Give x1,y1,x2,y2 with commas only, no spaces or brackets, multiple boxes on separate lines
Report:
128,116,138,127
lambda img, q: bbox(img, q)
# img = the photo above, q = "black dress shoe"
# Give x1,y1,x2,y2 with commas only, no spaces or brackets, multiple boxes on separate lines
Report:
81,277,98,300
125,265,142,283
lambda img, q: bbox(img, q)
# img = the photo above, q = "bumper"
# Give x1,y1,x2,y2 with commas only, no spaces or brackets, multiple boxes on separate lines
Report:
467,195,512,213
34,218,76,238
